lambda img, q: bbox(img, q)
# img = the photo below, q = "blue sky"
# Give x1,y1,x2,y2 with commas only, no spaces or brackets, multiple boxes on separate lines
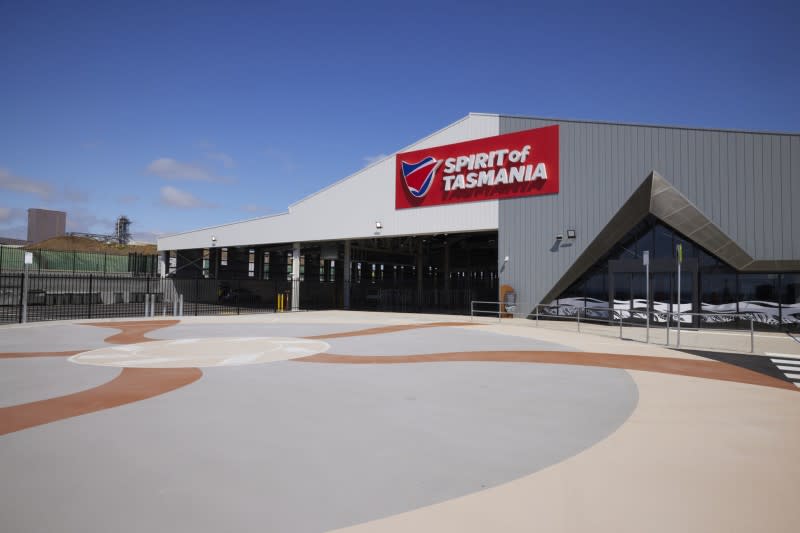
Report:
1,0,798,242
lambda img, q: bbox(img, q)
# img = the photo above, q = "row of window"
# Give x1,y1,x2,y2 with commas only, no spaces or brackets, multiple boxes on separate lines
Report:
554,217,799,328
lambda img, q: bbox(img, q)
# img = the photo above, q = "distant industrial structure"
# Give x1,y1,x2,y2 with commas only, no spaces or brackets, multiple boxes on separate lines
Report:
27,208,66,243
68,215,133,245
115,216,132,245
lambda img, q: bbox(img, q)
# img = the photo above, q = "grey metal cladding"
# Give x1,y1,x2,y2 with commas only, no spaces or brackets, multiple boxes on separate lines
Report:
497,116,799,307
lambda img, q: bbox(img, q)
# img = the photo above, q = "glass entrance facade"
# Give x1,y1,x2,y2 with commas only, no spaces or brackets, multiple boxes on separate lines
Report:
547,215,800,331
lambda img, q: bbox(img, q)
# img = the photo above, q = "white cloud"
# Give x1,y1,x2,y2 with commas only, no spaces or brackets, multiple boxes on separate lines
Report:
0,207,27,239
65,210,115,234
206,151,236,168
241,203,269,214
0,207,24,224
146,158,232,183
159,186,214,209
131,230,162,244
363,153,389,166
0,168,52,199
0,224,26,240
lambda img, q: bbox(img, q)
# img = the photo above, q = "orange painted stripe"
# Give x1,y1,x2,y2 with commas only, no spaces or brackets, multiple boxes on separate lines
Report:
81,319,181,344
296,351,798,392
0,367,202,436
0,350,81,359
306,322,476,340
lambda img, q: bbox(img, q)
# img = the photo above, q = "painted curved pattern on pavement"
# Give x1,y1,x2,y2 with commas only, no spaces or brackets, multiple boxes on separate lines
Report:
83,319,181,344
304,321,477,339
0,350,82,359
0,367,202,436
1,319,796,438
297,351,798,391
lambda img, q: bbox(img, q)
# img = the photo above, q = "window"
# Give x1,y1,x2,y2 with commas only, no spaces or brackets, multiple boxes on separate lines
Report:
781,274,800,328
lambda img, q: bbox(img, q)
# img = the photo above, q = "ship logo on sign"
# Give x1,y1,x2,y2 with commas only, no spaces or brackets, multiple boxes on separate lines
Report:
400,156,440,198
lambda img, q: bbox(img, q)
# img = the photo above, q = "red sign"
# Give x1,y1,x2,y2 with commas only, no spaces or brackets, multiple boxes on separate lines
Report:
395,125,559,209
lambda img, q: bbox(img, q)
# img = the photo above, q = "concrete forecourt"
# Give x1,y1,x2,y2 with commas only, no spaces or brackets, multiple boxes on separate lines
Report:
1,311,798,532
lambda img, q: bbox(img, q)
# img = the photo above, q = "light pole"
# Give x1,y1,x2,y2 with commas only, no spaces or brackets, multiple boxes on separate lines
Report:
22,252,33,323
643,250,650,343
211,236,218,279
676,243,683,347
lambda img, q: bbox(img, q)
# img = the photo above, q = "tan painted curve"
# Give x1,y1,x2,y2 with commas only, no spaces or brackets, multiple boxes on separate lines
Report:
0,366,202,436
296,351,797,392
82,319,181,344
0,350,81,359
305,322,476,340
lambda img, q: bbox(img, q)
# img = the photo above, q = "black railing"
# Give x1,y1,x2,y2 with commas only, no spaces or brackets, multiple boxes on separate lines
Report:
0,275,281,324
345,280,496,315
0,273,498,324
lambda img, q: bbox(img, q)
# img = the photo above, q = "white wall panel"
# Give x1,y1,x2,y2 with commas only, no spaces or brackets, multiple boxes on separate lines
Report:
159,114,500,251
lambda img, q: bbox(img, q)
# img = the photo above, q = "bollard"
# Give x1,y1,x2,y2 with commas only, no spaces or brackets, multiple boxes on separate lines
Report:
144,294,150,317
619,313,623,339
173,299,178,316
179,294,184,316
750,319,754,353
151,296,156,318
577,308,581,332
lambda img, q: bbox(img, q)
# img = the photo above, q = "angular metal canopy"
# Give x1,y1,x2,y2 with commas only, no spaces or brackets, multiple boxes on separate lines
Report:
541,171,799,304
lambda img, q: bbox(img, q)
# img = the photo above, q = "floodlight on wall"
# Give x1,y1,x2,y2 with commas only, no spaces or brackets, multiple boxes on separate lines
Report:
567,229,576,239
211,236,217,247
375,221,382,229
555,234,564,241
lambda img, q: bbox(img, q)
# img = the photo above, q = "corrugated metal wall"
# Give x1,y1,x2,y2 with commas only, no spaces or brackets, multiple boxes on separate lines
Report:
498,116,800,307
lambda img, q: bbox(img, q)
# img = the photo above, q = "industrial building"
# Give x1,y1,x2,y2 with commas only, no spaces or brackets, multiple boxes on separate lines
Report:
157,113,800,328
27,208,66,243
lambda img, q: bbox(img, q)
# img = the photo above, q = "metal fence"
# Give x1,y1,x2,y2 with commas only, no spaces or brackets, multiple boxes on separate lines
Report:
347,281,496,314
0,274,290,324
0,246,156,275
470,301,800,354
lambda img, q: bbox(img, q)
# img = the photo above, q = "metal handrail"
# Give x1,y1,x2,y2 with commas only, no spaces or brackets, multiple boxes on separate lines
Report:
471,301,758,353
470,300,528,322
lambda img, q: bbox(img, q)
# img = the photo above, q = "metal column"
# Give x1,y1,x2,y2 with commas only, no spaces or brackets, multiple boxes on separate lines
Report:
291,242,301,311
343,240,351,309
